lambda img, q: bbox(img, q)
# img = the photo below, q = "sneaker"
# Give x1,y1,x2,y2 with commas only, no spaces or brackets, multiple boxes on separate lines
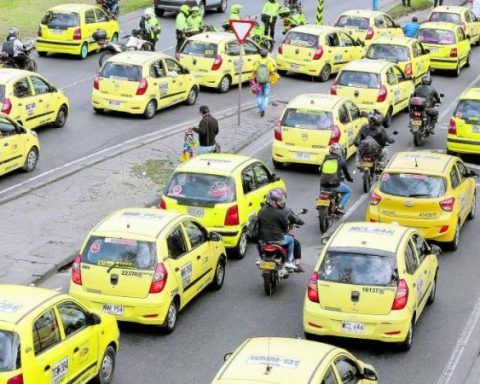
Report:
255,258,261,266
284,262,297,269
336,205,345,215
260,110,265,117
294,264,305,273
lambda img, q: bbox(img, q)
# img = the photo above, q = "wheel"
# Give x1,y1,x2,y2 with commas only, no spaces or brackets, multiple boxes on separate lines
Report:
383,107,393,128
110,33,118,43
79,42,88,60
184,86,198,106
272,158,283,169
465,53,471,68
154,8,164,17
26,59,37,72
454,62,461,77
217,0,227,12
318,208,330,234
218,75,231,93
277,69,287,76
362,171,371,193
468,193,476,220
38,51,47,57
230,229,247,259
413,131,423,147
162,300,178,334
93,107,104,114
427,274,437,305
93,346,116,384
476,35,480,46
210,258,226,290
398,320,414,351
53,105,68,128
446,222,460,251
318,64,331,82
141,43,153,51
22,147,38,172
263,273,276,296
198,1,206,16
144,100,157,119
99,51,115,67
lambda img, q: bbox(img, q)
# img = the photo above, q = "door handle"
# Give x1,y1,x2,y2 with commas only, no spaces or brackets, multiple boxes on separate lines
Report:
39,99,43,102
74,347,80,353
3,143,8,146
44,365,51,371
18,103,23,106
175,267,179,272
249,202,253,206
196,255,201,260
424,270,427,274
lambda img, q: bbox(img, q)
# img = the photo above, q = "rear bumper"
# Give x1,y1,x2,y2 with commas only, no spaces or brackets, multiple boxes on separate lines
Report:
91,91,147,115
430,58,458,70
272,140,328,166
447,136,480,154
155,1,196,11
276,55,322,76
36,39,83,55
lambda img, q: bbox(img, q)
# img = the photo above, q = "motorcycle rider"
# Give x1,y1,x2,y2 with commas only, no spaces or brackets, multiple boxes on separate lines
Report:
2,28,27,68
318,143,353,215
186,6,204,36
223,4,243,31
411,74,441,134
139,8,161,49
104,0,120,17
175,5,190,52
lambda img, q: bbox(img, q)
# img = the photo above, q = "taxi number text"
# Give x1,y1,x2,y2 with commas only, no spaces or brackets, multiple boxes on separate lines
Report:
341,321,364,333
103,304,124,316
52,357,68,383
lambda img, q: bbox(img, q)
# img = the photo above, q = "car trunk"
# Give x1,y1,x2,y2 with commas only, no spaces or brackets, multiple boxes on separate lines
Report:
282,31,319,62
336,70,380,104
179,40,218,73
418,29,456,59
40,12,80,40
99,62,143,98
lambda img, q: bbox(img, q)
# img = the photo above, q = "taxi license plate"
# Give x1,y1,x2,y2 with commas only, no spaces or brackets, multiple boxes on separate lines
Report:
296,152,311,160
341,321,364,334
361,161,374,167
109,100,121,106
290,63,300,70
472,125,480,133
103,304,124,316
411,120,422,127
187,206,205,217
316,198,330,207
429,47,439,53
51,28,63,35
259,260,276,270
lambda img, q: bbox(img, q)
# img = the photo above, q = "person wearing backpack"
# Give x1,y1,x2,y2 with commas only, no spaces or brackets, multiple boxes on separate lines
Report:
252,49,276,117
318,144,353,215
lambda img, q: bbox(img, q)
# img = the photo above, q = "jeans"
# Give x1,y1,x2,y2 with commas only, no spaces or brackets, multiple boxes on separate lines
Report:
256,83,271,113
372,0,379,10
330,183,352,208
198,145,216,154
281,234,295,263
434,0,443,5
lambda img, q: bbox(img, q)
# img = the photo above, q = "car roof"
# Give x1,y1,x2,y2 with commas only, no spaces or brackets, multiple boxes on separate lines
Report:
328,222,411,253
0,68,32,84
174,154,255,175
287,93,345,110
49,3,97,12
459,87,480,100
214,337,337,383
386,151,455,175
289,24,341,35
431,5,466,14
342,58,392,72
420,21,460,30
369,35,416,45
0,285,63,326
340,9,386,18
188,31,236,44
107,51,170,65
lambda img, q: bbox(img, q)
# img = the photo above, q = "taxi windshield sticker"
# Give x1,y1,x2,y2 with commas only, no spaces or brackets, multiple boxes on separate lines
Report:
296,109,325,115
348,226,395,236
404,153,441,161
204,49,214,55
90,242,101,254
104,238,138,246
0,300,23,314
246,354,300,369
399,173,428,179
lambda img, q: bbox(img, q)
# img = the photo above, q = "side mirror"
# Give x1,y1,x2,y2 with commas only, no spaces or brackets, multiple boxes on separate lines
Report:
393,22,400,28
182,67,190,74
424,48,430,54
430,244,442,256
224,352,233,362
168,71,179,78
50,86,57,93
270,173,281,182
362,365,378,381
87,312,102,325
357,39,365,47
300,208,308,214
467,35,471,40
209,232,222,242
320,236,330,245
467,169,479,178
392,130,399,135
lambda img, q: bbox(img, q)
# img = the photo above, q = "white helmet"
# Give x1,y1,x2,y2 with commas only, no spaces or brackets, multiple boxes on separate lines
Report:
144,7,155,18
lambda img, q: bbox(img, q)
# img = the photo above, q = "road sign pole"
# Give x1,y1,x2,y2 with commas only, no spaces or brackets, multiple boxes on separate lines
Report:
238,47,243,126
316,0,324,25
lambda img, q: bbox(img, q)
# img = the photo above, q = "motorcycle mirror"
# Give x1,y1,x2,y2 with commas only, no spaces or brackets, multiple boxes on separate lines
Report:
320,236,330,246
440,93,445,98
392,130,399,135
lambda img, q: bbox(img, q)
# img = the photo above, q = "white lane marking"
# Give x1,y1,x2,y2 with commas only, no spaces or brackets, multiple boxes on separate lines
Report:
436,296,480,384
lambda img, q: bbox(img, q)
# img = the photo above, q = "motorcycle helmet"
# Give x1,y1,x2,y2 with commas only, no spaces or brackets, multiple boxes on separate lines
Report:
260,48,268,58
329,143,345,158
422,74,432,85
6,28,18,41
266,188,287,209
367,109,383,127
230,4,243,14
179,4,191,15
144,7,155,18
191,6,200,14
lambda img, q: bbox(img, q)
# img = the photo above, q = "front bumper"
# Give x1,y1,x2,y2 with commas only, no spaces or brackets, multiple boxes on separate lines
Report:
272,140,328,166
36,39,83,55
276,55,322,76
447,136,480,154
92,91,147,115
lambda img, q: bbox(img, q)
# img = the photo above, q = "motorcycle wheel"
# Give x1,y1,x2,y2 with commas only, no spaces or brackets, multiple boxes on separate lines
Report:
263,273,276,296
318,207,330,234
99,51,115,67
26,59,37,72
413,131,424,147
363,171,371,193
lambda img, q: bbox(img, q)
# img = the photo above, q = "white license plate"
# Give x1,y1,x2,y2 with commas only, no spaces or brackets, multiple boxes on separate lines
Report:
187,206,205,217
51,29,63,35
429,47,439,53
295,152,311,160
103,304,124,316
341,321,364,334
472,125,480,133
109,100,121,106
290,64,300,70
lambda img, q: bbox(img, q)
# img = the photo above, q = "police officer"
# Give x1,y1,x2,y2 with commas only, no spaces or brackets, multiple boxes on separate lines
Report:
175,5,190,52
140,8,161,48
261,0,280,39
186,6,204,36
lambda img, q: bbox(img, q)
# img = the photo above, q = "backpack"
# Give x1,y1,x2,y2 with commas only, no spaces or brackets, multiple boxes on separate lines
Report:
256,62,270,84
358,135,382,158
2,40,15,57
247,214,261,244
320,155,340,188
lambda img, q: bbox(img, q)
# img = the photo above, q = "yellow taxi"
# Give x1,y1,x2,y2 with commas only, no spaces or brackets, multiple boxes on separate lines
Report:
0,113,40,176
428,5,480,46
366,152,477,250
0,69,69,130
304,222,439,351
276,25,365,82
0,284,119,384
91,51,199,119
334,10,404,45
417,22,471,77
332,59,415,127
159,154,286,259
212,337,378,383
37,4,120,59
69,208,227,332
272,94,368,168
178,31,274,93
448,87,480,154
365,36,430,85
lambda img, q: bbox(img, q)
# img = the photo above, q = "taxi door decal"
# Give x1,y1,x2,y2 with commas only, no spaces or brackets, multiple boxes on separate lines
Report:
52,356,69,383
26,102,36,116
180,262,193,289
159,82,169,97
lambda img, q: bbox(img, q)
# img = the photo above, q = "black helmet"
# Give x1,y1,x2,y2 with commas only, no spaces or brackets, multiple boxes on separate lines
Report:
260,48,268,58
422,74,432,85
6,28,18,41
367,109,383,127
266,188,287,208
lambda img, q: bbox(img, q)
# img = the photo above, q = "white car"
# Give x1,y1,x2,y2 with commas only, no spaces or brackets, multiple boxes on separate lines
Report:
153,0,227,16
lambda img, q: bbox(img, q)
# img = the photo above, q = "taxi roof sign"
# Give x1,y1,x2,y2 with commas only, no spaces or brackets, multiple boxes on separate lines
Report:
229,19,255,44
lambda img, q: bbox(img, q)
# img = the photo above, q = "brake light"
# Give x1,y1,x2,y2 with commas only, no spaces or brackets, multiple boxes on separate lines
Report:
211,54,223,71
73,27,82,40
1,98,12,115
312,45,324,60
440,197,455,212
328,125,341,145
93,73,100,90
330,79,337,95
37,26,42,37
7,375,23,384
448,118,457,135
136,77,148,95
71,254,82,285
307,272,319,302
392,279,408,310
404,62,413,77
278,44,283,54
224,205,239,226
450,48,458,58
369,191,381,205
319,192,330,200
274,120,283,141
158,197,166,209
366,26,374,40
377,84,388,103
149,263,168,293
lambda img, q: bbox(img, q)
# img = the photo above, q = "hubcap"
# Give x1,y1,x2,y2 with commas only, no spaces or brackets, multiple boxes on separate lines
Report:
221,78,229,91
27,151,37,169
147,102,155,116
58,109,66,125
431,280,436,299
239,232,247,255
101,354,113,380
188,89,196,103
167,304,176,328
216,264,224,284
81,45,87,58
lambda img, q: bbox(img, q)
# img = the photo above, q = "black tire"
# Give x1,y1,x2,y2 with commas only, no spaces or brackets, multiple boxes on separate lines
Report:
142,43,153,51
210,257,226,290
93,107,104,114
398,320,414,352
217,0,227,12
144,100,157,119
22,147,38,172
218,75,231,93
465,53,471,68
26,58,37,72
468,193,476,220
79,42,88,60
162,299,178,334
362,171,371,193
383,107,393,128
265,39,274,52
272,158,283,169
93,346,116,384
185,86,198,106
413,131,424,147
277,69,287,76
155,8,165,17
263,273,276,296
99,51,115,67
427,273,437,305
318,208,330,234
53,105,68,128
230,228,247,259
319,64,331,82
446,222,460,251
38,51,47,57
454,62,461,77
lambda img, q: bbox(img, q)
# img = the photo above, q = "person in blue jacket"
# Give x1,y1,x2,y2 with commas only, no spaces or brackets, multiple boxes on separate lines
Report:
403,16,420,38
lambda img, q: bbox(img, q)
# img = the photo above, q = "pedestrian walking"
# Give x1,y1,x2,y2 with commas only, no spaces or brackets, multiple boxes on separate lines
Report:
261,0,280,39
372,0,379,11
175,4,190,52
192,105,219,154
403,16,419,37
402,0,412,7
252,49,277,117
434,0,443,6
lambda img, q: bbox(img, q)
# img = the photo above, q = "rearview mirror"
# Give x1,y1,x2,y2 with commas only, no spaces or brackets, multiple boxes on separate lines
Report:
87,312,102,325
209,232,222,242
224,352,233,362
424,48,430,54
362,365,378,381
467,169,479,178
360,111,369,118
270,173,281,182
182,67,190,74
440,93,445,98
320,236,330,245
50,86,57,93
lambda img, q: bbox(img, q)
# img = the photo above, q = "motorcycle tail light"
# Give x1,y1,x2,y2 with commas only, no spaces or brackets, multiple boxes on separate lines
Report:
448,118,457,135
1,98,12,115
319,193,330,200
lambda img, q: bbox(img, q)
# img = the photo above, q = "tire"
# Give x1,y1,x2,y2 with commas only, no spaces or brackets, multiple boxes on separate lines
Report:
383,107,393,128
468,193,476,220
263,273,276,296
218,75,231,93
26,58,37,72
93,107,104,114
454,62,461,77
210,257,226,290
427,274,437,305
277,69,287,76
362,171,371,193
399,320,414,352
413,131,423,147
142,43,153,51
53,105,68,128
185,86,198,106
144,100,157,119
93,346,116,384
264,39,274,53
465,53,471,68
38,51,47,57
79,42,88,60
99,51,115,67
22,147,38,172
198,2,206,17
318,208,330,234
272,158,283,169
217,0,227,13
155,8,165,17
162,300,178,334
230,228,248,259
447,222,460,251
319,64,331,82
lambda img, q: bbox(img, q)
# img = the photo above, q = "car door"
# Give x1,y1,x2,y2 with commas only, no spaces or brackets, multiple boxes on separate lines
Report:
337,102,353,154
403,239,422,314
392,65,411,111
0,116,25,174
454,161,474,223
410,233,433,315
183,219,213,286
332,355,368,383
343,100,364,157
240,164,258,221
465,10,479,44
385,66,400,113
457,26,471,62
243,40,262,80
150,59,171,109
11,77,38,129
325,32,345,73
56,301,98,384
94,7,111,41
224,40,242,85
319,365,339,384
30,75,56,126
84,9,97,51
252,163,277,211
163,58,189,105
415,42,430,79
339,32,363,62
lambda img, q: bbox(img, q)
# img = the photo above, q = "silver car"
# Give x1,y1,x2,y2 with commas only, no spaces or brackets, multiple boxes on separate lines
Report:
153,0,228,16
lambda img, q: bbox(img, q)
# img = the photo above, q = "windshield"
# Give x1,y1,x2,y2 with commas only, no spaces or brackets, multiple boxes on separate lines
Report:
166,173,236,203
0,331,19,372
41,12,79,29
181,41,217,58
82,237,157,270
337,70,380,89
100,63,142,81
318,251,396,286
455,99,480,122
281,108,333,130
379,173,446,198
417,28,456,44
284,31,318,48
429,12,461,24
335,16,369,30
366,44,410,62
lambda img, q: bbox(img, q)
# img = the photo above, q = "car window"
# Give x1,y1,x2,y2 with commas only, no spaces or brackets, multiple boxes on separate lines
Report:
284,31,318,47
184,221,206,248
281,108,333,130
30,76,51,95
150,60,165,78
181,41,218,58
338,104,350,124
385,15,396,28
241,165,256,194
412,234,429,263
253,163,270,188
455,99,480,121
164,59,182,75
33,309,61,355
0,116,17,136
339,32,355,47
326,33,340,47
374,16,386,28
41,11,80,28
380,173,446,198
456,162,468,180
337,70,380,89
225,41,240,56
13,78,32,98
344,100,360,120
335,357,360,384
386,68,397,86
57,301,88,337
429,12,461,24
0,330,20,372
95,8,108,23
366,44,410,62
418,28,455,44
450,166,460,188
100,63,142,81
335,15,369,30
457,27,466,42
404,242,418,274
243,40,260,55
167,226,188,259
322,366,339,384
393,66,406,82
85,9,96,24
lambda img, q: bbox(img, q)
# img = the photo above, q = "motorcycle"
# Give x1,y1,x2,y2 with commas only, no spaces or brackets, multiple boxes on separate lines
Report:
409,95,443,147
0,40,37,72
96,0,119,19
257,208,307,296
316,190,342,234
358,154,383,193
278,5,306,35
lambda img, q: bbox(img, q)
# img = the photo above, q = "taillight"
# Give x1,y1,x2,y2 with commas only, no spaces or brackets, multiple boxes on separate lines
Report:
158,197,166,209
71,254,82,285
450,48,458,58
330,80,337,95
93,73,100,90
224,205,239,226
319,192,330,200
366,26,374,40
404,62,413,77
73,27,82,40
1,98,12,115
278,44,283,54
274,120,283,141
149,263,168,293
7,375,23,384
369,191,381,205
211,54,223,71
312,45,324,60
307,272,319,302
136,77,148,95
377,84,388,103
328,125,341,145
391,279,408,310
37,26,42,37
440,197,455,212
448,118,457,135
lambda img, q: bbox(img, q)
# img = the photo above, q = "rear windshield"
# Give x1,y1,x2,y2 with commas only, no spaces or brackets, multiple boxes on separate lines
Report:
0,330,19,372
429,12,461,24
166,173,236,203
82,237,157,270
281,108,333,130
366,44,410,62
417,28,456,44
181,41,217,58
284,31,318,48
318,251,396,286
335,16,370,30
379,173,446,198
337,70,380,89
100,63,142,81
41,12,79,28
455,99,480,122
